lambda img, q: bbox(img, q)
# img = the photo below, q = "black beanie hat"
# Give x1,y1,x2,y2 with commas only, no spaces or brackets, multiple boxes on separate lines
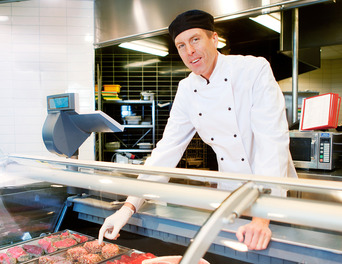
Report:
168,10,214,41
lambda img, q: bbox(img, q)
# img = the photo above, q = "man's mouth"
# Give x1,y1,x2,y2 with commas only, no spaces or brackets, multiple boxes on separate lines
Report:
191,58,200,64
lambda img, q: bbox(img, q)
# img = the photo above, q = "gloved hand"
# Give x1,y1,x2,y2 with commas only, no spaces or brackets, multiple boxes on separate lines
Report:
98,205,134,244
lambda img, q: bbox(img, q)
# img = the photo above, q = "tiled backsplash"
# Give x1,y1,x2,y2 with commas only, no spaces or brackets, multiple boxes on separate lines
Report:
0,0,95,160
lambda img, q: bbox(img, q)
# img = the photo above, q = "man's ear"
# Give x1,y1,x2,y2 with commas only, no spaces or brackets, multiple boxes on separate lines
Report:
212,32,219,48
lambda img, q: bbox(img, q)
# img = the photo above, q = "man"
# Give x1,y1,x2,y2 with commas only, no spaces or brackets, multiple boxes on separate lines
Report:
99,9,297,251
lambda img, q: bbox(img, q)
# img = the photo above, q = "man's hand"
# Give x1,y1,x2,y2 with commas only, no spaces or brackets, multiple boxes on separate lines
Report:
98,203,135,244
236,217,271,250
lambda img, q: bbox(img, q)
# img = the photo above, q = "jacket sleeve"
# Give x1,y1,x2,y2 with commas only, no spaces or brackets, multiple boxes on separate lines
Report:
250,58,294,196
138,80,197,182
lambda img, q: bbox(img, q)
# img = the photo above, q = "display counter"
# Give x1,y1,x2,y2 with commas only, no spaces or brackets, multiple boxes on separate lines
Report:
1,154,342,264
290,168,342,203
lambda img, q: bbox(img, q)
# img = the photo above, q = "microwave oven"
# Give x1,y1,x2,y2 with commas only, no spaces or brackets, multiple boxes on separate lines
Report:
289,131,342,170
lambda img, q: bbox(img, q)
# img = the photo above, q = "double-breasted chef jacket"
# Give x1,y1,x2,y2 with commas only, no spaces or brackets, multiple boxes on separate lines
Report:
139,52,297,197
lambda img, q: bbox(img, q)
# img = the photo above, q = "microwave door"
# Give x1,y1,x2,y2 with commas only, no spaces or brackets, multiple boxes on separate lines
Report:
290,136,318,169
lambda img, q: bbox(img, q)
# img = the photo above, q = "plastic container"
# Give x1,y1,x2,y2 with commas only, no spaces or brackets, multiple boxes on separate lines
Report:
105,142,120,150
103,85,121,92
124,115,141,125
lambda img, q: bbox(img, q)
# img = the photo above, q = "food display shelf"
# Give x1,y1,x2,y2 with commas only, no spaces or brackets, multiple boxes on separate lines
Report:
2,154,342,264
0,230,135,264
0,230,93,252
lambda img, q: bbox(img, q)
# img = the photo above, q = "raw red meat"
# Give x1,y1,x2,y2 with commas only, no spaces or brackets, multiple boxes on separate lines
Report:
71,233,88,243
66,246,88,261
45,235,60,243
0,253,16,264
6,246,31,262
83,241,105,254
23,245,44,257
38,238,56,254
101,244,119,259
60,231,70,238
78,254,102,264
53,238,77,249
107,252,156,264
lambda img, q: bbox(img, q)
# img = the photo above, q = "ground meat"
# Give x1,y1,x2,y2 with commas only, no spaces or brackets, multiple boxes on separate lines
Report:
6,246,30,262
66,246,88,261
54,260,73,264
38,255,65,264
83,241,105,254
53,238,77,249
101,244,119,259
78,254,102,264
22,245,44,257
0,253,16,264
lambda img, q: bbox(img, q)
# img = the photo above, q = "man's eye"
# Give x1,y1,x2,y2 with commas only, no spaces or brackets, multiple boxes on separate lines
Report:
177,44,185,49
193,37,199,43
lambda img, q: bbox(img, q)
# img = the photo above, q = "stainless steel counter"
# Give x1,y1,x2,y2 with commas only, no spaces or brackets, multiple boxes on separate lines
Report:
290,168,342,202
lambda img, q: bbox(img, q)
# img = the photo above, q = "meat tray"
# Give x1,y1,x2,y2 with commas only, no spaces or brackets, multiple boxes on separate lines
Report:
0,230,94,264
103,249,157,264
22,241,131,264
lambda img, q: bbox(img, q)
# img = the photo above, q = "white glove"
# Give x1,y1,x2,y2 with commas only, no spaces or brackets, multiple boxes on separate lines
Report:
98,205,134,244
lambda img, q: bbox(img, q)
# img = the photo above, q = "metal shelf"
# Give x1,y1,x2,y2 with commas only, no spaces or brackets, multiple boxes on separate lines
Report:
123,125,153,129
98,99,155,162
106,149,152,153
104,100,154,104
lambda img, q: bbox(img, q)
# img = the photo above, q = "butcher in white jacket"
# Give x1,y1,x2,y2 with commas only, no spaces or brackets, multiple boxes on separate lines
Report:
99,9,297,250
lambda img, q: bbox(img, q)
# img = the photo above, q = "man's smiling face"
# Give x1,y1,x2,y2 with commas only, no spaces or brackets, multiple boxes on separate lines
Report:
174,28,219,80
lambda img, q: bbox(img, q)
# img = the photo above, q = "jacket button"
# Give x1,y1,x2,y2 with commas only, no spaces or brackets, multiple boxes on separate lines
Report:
221,157,224,161
224,78,228,82
241,158,245,161
199,113,202,116
234,134,237,138
211,137,214,141
194,89,197,92
228,107,231,111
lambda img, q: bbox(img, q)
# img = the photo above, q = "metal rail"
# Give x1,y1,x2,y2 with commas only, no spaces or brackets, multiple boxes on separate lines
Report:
180,182,261,264
2,154,342,232
6,154,342,194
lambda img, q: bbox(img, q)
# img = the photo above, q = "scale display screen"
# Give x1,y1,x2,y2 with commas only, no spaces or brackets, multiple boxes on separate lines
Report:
47,93,75,112
49,96,69,109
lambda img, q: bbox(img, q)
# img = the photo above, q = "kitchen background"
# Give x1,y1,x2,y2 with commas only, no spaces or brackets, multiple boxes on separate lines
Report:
0,0,341,164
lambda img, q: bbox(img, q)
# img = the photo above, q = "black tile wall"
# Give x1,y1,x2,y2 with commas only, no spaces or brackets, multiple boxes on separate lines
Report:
96,49,188,142
95,48,214,170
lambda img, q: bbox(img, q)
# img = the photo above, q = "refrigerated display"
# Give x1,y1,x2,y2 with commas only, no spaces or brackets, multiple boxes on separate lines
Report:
1,153,342,264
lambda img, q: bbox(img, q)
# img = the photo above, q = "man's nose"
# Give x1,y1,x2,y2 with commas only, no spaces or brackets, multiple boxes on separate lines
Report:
186,44,195,55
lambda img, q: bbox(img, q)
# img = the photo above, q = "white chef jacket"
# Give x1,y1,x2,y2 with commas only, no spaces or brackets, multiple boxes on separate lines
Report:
132,52,297,198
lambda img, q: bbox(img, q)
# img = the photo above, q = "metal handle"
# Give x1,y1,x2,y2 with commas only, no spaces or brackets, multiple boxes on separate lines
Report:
179,182,261,264
311,138,316,158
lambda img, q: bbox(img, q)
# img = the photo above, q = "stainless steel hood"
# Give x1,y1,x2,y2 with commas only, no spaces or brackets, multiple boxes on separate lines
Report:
94,0,332,49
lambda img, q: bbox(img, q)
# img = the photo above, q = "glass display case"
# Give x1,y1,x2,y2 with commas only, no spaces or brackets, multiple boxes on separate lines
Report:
1,153,342,264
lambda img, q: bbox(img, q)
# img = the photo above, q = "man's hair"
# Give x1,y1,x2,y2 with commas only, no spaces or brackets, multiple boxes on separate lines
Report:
204,29,214,38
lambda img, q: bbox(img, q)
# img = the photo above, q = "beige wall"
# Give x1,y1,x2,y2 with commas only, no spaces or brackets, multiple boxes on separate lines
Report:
278,58,342,124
